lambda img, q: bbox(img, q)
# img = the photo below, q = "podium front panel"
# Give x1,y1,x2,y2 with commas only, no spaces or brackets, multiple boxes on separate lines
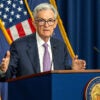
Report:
8,70,100,100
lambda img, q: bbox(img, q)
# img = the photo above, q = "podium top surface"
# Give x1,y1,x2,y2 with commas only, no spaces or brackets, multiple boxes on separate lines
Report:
7,70,100,82
51,70,100,73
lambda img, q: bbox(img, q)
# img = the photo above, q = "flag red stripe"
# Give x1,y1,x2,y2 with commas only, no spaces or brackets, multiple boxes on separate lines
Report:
28,18,36,33
16,23,26,37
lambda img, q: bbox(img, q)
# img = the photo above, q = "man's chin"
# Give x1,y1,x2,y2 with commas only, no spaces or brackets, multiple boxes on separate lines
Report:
44,32,51,37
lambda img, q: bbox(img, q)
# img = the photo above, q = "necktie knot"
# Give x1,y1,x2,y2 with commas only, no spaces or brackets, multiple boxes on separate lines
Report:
43,43,48,49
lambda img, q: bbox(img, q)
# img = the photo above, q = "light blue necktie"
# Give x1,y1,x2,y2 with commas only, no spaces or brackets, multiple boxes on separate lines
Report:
43,43,51,71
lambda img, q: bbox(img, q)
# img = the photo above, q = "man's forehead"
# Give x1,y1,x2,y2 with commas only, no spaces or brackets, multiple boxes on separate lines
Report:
36,9,55,18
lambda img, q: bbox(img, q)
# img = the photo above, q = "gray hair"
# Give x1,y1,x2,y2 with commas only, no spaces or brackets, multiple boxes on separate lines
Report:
33,3,58,19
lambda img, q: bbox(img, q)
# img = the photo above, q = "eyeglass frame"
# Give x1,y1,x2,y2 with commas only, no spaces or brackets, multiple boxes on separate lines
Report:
35,18,56,26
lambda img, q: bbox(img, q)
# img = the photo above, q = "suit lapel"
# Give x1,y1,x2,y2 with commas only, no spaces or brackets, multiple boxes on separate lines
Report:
50,38,59,70
26,34,40,73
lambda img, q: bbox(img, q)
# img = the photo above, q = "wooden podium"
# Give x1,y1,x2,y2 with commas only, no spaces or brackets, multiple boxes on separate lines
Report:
7,70,100,100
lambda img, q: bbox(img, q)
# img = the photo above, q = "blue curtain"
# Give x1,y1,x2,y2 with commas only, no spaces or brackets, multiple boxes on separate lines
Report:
56,0,100,69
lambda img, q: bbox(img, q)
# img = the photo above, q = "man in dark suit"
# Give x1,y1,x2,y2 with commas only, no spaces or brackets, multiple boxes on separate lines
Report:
0,3,86,80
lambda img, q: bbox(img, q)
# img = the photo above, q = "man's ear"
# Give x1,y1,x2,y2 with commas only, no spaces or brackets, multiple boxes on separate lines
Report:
53,19,58,29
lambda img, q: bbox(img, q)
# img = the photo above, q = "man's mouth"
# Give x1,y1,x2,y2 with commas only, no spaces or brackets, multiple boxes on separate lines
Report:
43,28,49,31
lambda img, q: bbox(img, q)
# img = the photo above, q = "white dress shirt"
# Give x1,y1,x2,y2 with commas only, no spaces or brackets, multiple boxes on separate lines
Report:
36,33,54,72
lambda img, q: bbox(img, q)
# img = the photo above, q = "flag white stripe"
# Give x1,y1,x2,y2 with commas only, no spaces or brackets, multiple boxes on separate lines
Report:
9,26,19,40
22,20,32,35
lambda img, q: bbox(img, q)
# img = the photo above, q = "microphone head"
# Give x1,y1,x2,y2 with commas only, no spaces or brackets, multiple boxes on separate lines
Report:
93,47,100,53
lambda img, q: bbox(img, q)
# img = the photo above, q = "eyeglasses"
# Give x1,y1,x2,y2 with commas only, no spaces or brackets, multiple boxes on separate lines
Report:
35,18,56,26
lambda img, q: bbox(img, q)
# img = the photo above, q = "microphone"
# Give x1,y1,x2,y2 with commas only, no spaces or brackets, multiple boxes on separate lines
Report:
93,46,100,53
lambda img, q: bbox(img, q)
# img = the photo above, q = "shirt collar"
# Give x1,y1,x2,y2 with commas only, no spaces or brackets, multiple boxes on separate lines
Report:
36,32,51,47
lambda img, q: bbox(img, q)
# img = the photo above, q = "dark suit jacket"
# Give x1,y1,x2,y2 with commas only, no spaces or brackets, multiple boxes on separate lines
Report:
6,33,71,79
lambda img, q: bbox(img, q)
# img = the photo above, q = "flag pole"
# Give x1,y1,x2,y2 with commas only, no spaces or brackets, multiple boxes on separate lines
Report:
24,0,34,21
0,19,12,45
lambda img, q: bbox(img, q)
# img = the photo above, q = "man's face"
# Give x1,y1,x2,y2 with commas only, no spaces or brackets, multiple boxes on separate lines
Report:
34,9,57,41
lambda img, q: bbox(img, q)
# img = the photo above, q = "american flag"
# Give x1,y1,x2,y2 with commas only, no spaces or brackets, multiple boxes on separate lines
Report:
0,0,35,41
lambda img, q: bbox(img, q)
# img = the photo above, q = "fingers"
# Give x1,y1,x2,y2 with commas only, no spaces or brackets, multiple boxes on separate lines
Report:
79,60,86,70
73,55,78,60
83,60,86,67
72,55,86,70
79,60,86,69
6,50,10,58
0,58,7,72
0,51,10,72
